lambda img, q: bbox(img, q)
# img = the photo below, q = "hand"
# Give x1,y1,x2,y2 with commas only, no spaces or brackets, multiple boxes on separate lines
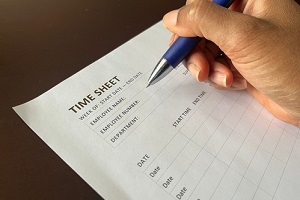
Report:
163,0,300,127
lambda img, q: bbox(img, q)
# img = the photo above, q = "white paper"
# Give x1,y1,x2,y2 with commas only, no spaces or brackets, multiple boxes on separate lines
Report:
14,22,300,200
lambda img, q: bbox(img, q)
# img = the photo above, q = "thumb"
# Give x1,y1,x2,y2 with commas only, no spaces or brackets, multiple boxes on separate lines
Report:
162,0,255,52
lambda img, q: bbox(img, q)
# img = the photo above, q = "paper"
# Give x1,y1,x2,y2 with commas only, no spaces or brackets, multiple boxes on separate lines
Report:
14,22,300,200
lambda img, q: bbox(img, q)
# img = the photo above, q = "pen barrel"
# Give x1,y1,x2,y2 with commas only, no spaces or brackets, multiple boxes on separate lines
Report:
212,0,234,7
162,0,233,68
163,37,201,68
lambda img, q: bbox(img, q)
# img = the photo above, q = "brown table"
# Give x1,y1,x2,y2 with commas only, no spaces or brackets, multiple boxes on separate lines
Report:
0,0,184,199
2,0,300,199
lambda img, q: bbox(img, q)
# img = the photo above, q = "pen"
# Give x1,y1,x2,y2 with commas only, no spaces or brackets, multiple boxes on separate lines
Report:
146,0,234,87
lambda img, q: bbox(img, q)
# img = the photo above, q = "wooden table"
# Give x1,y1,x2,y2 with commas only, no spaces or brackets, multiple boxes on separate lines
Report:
2,0,299,199
0,0,184,199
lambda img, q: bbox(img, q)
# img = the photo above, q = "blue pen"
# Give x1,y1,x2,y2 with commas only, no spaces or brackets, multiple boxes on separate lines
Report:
146,0,234,87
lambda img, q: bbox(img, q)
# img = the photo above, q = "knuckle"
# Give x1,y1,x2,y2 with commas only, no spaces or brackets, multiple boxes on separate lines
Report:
185,0,214,36
186,0,202,24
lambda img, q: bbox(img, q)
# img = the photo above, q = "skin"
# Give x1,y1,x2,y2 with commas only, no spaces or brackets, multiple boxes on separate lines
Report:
163,0,300,127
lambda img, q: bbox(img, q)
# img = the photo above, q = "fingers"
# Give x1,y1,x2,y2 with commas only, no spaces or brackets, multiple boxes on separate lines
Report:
208,58,233,88
163,0,249,49
168,34,177,46
230,71,247,90
184,38,246,90
187,51,247,90
163,9,197,37
165,0,249,89
186,39,209,82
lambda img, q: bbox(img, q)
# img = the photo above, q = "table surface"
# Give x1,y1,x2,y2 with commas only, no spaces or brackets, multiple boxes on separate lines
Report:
0,0,184,199
1,0,299,199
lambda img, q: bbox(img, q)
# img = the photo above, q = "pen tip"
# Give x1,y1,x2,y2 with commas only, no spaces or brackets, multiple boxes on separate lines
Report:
146,83,150,88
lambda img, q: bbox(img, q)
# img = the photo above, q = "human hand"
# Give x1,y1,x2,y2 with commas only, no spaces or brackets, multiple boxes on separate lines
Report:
163,0,300,127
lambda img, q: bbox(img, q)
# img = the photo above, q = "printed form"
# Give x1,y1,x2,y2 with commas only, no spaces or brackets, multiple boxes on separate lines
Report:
14,22,300,200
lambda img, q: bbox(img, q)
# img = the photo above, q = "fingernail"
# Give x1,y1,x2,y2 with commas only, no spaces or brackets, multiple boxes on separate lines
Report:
209,71,228,87
163,10,179,28
231,77,247,90
187,63,200,81
169,34,176,46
